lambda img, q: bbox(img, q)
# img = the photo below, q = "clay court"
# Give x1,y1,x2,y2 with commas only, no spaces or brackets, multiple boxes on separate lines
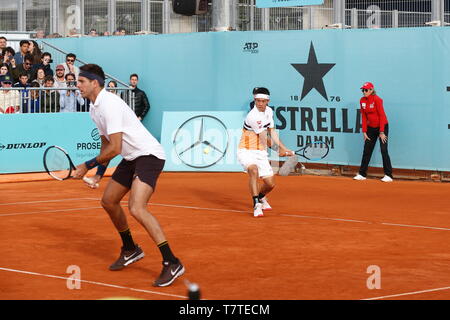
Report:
1,172,449,300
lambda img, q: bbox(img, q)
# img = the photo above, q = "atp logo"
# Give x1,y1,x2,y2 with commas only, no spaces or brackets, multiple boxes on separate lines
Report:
243,42,259,54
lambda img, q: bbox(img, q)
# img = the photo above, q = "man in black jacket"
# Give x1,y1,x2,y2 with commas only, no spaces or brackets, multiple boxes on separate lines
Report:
129,73,150,121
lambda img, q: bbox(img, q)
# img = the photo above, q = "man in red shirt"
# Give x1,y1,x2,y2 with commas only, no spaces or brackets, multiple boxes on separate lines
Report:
354,82,393,182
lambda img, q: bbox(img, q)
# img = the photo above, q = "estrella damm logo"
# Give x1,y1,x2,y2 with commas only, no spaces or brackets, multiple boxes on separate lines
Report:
243,42,259,54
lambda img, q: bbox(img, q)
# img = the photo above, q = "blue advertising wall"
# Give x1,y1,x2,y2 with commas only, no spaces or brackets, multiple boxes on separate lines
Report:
1,27,449,173
0,113,120,173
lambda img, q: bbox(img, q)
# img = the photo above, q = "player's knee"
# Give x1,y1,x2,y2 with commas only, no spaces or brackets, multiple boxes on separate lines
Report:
266,181,275,191
101,197,115,211
128,203,146,220
248,165,259,176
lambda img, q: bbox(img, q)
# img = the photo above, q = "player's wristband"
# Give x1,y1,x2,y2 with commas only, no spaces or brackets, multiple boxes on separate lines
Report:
96,164,107,177
85,157,100,170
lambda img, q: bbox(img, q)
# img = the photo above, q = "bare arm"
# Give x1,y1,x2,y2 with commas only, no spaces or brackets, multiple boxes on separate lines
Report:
267,128,294,156
73,132,122,179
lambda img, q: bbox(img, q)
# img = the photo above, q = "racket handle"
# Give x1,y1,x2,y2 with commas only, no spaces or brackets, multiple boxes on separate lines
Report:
83,176,99,189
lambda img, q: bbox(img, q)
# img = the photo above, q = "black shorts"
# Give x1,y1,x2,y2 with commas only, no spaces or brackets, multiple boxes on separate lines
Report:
112,154,165,190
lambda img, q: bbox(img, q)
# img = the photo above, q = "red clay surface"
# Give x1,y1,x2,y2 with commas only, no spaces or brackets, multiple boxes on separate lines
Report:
1,172,450,300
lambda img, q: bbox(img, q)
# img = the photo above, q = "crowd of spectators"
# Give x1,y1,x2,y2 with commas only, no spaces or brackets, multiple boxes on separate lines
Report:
0,35,150,120
0,37,86,114
34,27,129,39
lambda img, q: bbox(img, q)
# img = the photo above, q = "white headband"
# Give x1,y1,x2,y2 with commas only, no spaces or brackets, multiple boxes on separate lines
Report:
254,94,270,100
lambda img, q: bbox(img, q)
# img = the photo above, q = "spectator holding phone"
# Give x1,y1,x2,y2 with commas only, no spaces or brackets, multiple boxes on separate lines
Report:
11,54,33,83
59,73,84,112
2,47,15,69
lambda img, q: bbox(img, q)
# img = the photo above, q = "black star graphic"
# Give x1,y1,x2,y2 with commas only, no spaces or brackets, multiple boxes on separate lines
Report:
291,42,335,101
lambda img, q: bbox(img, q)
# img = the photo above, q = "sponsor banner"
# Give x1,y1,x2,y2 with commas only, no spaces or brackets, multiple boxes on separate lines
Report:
0,113,119,174
161,111,248,172
35,28,450,171
256,0,324,8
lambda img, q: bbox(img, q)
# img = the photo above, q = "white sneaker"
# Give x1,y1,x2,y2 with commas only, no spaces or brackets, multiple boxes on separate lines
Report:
260,197,272,211
253,203,264,218
381,175,393,182
353,174,366,181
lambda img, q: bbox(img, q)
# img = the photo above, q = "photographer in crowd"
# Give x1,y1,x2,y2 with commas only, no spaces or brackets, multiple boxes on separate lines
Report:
59,73,84,112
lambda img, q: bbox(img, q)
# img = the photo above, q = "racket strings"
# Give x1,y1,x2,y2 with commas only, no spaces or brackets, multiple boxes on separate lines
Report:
44,148,72,180
304,142,328,159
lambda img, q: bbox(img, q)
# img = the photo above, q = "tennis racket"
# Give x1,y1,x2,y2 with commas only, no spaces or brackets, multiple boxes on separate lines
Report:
278,141,329,176
43,145,99,187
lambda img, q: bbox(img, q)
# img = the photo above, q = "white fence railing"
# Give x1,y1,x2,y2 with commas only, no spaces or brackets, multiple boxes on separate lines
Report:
0,0,447,37
0,87,134,114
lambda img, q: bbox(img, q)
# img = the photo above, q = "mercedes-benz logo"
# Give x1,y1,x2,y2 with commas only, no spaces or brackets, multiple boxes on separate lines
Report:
172,115,229,168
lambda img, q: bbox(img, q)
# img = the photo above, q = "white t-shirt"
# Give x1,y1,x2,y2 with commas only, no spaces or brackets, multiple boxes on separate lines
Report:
243,106,275,134
238,106,275,154
53,76,66,88
89,88,165,161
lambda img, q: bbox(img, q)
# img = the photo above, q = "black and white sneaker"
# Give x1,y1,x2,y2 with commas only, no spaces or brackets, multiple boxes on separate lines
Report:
152,260,185,287
109,245,145,271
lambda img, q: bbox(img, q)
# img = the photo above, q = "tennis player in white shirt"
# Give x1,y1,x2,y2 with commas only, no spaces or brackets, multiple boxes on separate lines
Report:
237,87,294,217
73,63,184,287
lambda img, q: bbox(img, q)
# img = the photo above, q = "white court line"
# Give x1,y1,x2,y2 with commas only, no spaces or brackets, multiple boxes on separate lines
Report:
148,203,450,232
362,286,450,300
381,222,450,232
0,267,187,299
280,213,370,224
0,206,103,217
149,202,250,214
2,197,450,232
0,198,98,206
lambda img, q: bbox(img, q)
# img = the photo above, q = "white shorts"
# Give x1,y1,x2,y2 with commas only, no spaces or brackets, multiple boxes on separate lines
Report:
237,149,273,178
